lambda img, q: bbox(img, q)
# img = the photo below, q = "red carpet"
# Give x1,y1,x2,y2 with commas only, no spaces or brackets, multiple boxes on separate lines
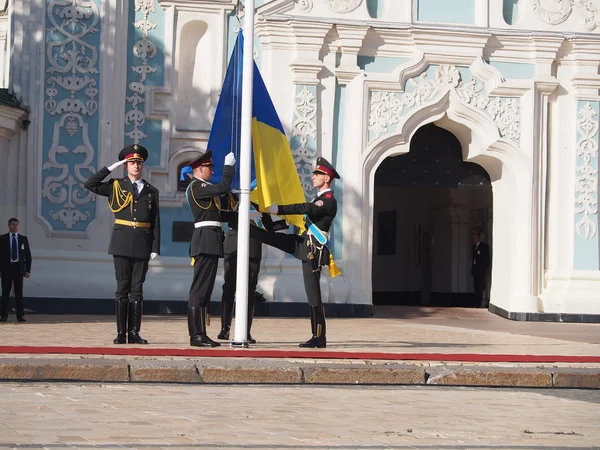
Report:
1,345,599,363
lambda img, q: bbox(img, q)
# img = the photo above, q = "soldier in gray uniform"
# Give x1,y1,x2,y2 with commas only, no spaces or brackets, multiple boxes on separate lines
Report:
84,144,160,345
183,150,236,347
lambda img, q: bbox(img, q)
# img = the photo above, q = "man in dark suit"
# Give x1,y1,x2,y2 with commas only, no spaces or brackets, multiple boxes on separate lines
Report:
84,144,161,344
183,150,236,347
471,229,490,308
0,218,32,322
249,157,340,348
218,195,287,344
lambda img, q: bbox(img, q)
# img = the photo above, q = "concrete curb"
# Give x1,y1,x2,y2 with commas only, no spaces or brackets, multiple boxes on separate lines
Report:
0,358,599,388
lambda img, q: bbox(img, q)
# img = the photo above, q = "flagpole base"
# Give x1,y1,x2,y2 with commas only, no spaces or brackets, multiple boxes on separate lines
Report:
230,341,250,348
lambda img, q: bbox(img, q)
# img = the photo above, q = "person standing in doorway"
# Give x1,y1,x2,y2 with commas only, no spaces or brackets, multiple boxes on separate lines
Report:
84,144,161,344
183,150,236,347
249,157,339,348
0,218,32,322
471,228,490,308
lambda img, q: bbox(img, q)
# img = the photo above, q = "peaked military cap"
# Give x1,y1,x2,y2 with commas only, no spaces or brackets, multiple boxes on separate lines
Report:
188,150,214,169
118,144,148,162
313,156,340,179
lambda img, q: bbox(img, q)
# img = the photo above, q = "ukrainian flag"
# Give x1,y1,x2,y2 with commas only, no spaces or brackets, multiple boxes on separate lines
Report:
207,32,305,230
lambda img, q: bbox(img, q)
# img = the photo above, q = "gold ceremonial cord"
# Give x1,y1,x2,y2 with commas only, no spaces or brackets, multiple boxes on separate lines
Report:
189,180,221,211
108,180,133,214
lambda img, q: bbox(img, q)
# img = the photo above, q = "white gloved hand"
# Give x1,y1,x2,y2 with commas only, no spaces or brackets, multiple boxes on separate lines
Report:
248,211,262,221
108,159,127,171
224,152,236,166
267,204,278,215
150,252,158,260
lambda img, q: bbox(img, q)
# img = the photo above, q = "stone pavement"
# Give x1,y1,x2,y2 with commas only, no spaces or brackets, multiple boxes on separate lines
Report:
1,383,600,449
1,306,599,388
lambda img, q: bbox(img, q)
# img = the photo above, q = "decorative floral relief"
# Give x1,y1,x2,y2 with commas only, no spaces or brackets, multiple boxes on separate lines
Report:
42,0,99,230
321,0,363,14
292,86,318,195
529,0,600,31
486,98,521,142
575,102,599,240
368,65,519,143
125,0,158,143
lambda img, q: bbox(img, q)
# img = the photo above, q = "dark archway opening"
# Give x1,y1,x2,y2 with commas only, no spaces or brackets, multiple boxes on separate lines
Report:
372,123,492,307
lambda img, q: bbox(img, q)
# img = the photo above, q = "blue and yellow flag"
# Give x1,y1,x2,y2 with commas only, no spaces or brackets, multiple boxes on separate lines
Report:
207,32,305,230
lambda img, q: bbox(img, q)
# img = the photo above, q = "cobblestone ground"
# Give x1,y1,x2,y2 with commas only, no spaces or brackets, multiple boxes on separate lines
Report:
0,382,598,449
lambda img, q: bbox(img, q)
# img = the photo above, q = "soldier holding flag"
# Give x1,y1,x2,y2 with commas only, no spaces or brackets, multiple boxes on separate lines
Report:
249,157,340,348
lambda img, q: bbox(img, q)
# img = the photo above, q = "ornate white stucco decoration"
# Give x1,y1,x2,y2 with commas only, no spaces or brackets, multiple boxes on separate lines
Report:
297,0,314,12
575,102,599,240
529,0,600,31
368,64,521,143
486,98,521,142
292,86,318,194
321,0,362,13
43,0,99,229
125,0,158,143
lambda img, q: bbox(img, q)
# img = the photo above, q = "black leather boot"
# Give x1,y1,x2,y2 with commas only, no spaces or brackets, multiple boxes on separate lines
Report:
189,307,220,347
113,300,128,344
218,297,233,340
127,300,149,344
247,298,256,344
299,305,326,348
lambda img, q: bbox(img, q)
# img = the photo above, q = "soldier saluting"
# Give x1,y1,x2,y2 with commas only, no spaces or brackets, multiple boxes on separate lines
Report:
84,144,160,345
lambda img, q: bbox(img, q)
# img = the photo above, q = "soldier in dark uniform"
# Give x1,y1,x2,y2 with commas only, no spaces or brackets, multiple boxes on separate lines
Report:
249,157,339,348
183,150,236,347
84,144,160,344
218,194,287,343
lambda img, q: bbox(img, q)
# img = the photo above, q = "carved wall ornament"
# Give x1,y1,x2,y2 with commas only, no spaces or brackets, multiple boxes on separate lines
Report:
42,0,100,230
292,86,318,195
125,0,158,143
297,0,314,12
368,65,519,144
321,0,363,14
575,102,599,240
529,0,600,31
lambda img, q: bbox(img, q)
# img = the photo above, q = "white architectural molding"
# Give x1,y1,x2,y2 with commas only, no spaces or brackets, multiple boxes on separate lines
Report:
367,64,523,144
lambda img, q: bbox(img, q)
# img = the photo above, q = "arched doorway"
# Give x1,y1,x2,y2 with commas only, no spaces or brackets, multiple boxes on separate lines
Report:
371,124,492,307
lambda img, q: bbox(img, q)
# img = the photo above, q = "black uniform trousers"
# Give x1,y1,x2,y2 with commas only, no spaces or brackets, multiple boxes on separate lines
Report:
222,253,261,317
113,256,149,302
249,227,322,307
189,254,219,308
473,271,488,307
1,263,24,318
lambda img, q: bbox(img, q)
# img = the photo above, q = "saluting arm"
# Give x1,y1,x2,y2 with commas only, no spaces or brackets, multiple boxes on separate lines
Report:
83,167,113,197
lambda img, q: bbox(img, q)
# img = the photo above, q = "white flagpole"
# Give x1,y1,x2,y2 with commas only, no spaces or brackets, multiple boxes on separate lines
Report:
232,0,255,347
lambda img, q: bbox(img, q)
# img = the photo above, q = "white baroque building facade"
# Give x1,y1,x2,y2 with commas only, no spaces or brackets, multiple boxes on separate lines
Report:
1,0,600,320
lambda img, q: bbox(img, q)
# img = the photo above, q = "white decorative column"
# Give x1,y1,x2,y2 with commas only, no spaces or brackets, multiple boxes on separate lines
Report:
542,38,600,315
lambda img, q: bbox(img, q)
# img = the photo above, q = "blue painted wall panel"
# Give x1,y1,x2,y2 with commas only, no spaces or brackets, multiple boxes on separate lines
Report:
42,0,102,232
417,0,476,25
